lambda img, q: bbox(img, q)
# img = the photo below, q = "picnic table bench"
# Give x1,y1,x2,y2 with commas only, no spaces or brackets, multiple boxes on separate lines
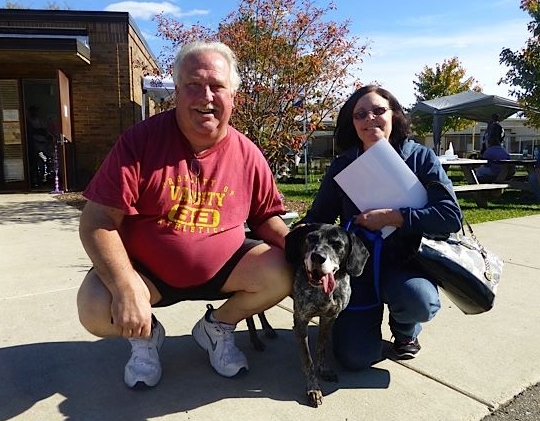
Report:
439,157,508,208
452,183,509,193
452,183,509,207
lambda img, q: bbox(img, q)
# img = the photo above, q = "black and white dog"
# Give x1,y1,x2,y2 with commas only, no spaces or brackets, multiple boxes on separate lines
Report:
285,223,370,407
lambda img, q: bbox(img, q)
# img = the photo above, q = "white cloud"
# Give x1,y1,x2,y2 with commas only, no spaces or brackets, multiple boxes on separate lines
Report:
358,18,530,107
105,1,209,21
140,29,159,41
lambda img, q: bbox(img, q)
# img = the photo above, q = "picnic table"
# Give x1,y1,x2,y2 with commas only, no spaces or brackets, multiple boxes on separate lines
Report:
439,157,509,208
493,158,536,191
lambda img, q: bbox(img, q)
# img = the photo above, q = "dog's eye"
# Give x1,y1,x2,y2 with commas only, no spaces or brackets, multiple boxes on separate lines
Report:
306,234,320,245
330,240,344,250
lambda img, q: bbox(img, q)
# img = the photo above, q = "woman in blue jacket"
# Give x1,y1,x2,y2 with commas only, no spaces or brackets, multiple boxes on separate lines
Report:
299,85,462,369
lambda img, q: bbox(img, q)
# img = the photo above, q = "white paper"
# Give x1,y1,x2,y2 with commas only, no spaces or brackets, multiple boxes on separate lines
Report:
334,139,427,238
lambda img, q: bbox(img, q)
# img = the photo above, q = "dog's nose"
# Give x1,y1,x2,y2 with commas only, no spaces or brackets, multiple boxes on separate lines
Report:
310,252,326,264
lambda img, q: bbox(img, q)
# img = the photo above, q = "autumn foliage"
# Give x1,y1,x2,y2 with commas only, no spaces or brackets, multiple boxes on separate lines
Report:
411,57,480,137
499,0,540,127
153,0,368,171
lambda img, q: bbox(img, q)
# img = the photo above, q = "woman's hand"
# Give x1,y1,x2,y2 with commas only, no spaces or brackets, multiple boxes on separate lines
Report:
354,209,404,231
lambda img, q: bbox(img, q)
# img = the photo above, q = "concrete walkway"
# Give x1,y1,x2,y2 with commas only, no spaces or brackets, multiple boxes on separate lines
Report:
1,193,539,421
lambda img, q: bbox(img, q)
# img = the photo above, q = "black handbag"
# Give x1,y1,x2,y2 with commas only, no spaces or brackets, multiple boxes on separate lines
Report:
413,222,504,315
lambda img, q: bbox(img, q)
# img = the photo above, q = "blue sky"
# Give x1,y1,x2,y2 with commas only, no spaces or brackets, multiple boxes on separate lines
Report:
23,0,531,107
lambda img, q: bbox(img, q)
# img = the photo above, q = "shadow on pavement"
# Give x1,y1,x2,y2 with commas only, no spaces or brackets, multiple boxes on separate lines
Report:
0,198,80,226
0,330,390,421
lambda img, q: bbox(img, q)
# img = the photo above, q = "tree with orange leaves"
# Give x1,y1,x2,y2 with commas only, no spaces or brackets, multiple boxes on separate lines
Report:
153,0,368,172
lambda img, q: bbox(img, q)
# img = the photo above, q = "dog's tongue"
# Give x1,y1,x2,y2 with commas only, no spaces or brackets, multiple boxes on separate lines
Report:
322,272,336,294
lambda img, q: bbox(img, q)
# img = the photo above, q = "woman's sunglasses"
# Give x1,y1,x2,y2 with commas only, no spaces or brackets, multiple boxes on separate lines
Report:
353,106,391,120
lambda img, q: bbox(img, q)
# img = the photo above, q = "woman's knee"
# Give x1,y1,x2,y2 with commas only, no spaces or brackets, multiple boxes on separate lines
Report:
386,276,440,323
391,292,440,324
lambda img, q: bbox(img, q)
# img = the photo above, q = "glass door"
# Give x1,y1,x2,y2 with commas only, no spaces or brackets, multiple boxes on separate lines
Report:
0,77,67,192
22,79,60,190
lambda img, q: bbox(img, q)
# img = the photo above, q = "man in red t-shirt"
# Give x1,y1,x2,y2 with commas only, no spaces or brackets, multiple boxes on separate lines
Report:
77,41,293,388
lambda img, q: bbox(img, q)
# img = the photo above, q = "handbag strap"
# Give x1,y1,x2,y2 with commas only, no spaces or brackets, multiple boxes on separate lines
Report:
460,218,496,279
344,218,382,311
427,181,495,279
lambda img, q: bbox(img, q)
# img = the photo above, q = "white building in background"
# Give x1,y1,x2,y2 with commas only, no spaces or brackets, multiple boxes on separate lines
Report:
283,116,539,182
308,117,540,161
424,118,540,158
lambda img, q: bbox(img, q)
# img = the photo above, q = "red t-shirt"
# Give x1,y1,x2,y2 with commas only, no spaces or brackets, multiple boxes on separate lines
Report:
84,109,285,288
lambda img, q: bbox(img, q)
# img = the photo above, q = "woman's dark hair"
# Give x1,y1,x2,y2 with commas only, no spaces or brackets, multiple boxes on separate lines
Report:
334,85,411,152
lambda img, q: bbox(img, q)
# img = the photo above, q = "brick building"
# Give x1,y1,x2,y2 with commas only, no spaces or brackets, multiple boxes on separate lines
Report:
0,9,161,192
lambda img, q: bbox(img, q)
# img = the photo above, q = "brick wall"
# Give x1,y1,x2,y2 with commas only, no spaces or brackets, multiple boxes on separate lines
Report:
0,10,160,189
72,18,158,187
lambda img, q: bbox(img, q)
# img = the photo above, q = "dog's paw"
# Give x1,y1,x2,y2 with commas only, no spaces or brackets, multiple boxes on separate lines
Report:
306,388,323,407
318,367,338,383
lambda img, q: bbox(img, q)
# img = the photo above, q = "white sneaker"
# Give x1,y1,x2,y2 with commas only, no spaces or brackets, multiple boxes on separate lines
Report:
192,304,249,377
124,316,165,388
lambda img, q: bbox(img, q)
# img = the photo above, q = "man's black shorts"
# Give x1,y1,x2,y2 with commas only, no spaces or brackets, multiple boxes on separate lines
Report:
133,238,263,307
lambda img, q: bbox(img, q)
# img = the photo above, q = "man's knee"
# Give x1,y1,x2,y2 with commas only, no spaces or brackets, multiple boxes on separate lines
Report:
226,245,293,298
265,260,293,298
258,254,292,295
77,270,113,337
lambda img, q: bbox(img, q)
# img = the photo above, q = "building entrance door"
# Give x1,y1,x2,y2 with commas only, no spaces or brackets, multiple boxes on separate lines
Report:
22,79,61,191
0,78,62,191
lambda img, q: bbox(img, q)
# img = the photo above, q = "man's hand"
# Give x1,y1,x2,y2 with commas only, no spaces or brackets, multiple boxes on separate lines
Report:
110,271,153,339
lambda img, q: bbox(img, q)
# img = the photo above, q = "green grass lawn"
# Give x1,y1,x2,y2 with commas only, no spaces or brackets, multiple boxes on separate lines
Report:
278,180,540,225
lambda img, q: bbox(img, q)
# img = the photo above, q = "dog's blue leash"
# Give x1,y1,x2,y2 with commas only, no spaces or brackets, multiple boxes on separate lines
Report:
344,218,382,311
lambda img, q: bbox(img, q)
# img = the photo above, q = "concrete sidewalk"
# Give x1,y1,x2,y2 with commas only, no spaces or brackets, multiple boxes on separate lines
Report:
1,193,539,421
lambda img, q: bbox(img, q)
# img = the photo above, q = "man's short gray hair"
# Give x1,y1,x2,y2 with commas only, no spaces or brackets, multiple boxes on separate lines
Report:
172,41,241,92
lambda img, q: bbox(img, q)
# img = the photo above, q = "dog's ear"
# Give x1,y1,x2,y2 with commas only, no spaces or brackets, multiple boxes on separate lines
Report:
346,232,370,277
284,224,321,264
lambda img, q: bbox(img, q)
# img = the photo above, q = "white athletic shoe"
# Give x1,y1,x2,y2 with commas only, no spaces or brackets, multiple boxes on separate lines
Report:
192,304,249,377
124,316,165,388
